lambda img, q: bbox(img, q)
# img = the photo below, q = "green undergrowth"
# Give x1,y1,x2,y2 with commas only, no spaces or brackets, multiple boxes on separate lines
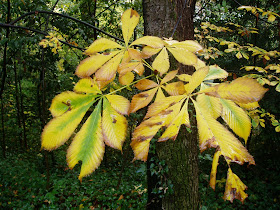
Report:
0,148,147,209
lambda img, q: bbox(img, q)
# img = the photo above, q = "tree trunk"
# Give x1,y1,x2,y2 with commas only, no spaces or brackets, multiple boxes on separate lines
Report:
143,0,199,209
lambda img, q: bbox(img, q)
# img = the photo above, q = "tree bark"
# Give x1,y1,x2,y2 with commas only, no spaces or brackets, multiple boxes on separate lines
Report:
143,0,199,209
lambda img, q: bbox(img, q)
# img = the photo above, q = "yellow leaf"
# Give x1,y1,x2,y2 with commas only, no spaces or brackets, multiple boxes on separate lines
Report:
102,99,127,150
105,95,130,115
85,38,123,55
268,14,276,22
152,48,170,75
154,87,165,102
67,101,104,181
193,99,255,165
210,151,221,190
237,102,259,110
220,99,251,142
160,70,178,84
145,95,185,119
177,74,192,82
141,46,161,58
163,82,185,96
202,77,268,103
95,51,124,81
181,99,190,127
167,46,198,66
236,51,243,59
49,92,94,117
76,51,119,78
121,9,140,46
135,79,158,90
131,36,165,48
224,168,248,203
42,99,95,151
119,71,134,86
131,139,151,161
74,78,101,94
118,61,144,76
196,94,222,119
204,65,228,81
158,104,185,142
170,40,203,53
129,88,158,114
185,66,209,94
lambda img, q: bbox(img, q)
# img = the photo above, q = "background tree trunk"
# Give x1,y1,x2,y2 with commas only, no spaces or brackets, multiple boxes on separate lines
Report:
143,0,199,209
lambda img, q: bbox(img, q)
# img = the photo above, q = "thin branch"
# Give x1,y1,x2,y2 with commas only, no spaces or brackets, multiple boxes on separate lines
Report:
9,10,125,43
0,23,85,51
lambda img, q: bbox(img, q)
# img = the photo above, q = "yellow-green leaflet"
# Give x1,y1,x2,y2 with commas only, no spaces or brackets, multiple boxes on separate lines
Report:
67,101,104,181
42,96,95,150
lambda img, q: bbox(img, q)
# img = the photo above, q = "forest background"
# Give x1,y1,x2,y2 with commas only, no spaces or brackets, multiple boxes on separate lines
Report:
0,0,279,209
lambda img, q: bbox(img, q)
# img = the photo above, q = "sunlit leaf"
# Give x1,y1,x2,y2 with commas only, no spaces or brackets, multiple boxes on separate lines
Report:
121,9,140,46
67,101,104,181
177,74,192,82
224,168,248,203
131,139,151,162
141,46,161,58
237,102,259,110
42,99,95,150
202,77,268,103
102,98,127,150
210,151,221,190
154,87,165,102
85,38,123,55
105,94,130,115
152,48,169,75
170,40,203,53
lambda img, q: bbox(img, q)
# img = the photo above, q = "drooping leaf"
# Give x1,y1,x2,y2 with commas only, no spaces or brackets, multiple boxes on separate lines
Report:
121,9,140,46
131,36,165,48
74,78,101,94
224,168,248,203
220,99,251,143
185,66,209,94
129,88,158,114
202,77,268,103
210,151,221,190
193,99,255,165
76,51,119,78
204,65,228,81
85,38,123,55
105,94,130,115
42,99,95,150
131,139,151,162
102,98,127,150
181,99,191,127
49,92,94,117
95,51,124,81
152,48,170,75
67,101,104,181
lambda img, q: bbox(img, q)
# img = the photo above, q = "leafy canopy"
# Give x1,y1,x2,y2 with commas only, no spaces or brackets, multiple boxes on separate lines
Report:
41,9,267,203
